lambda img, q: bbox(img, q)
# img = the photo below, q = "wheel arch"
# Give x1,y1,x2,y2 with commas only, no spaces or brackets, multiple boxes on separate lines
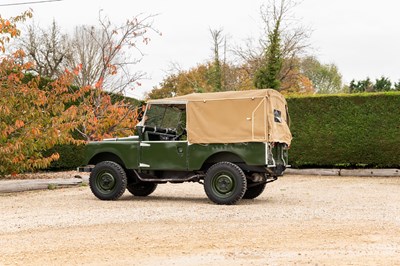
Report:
88,152,125,168
200,152,245,171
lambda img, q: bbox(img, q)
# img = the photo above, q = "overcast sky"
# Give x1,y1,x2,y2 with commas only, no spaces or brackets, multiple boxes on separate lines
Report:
2,0,400,99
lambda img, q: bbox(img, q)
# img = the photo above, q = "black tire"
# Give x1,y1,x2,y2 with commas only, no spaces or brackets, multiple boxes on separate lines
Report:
127,182,157,197
243,180,266,199
204,162,247,205
89,161,127,200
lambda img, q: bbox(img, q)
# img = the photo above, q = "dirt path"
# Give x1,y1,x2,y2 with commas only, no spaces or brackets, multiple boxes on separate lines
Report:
1,175,399,265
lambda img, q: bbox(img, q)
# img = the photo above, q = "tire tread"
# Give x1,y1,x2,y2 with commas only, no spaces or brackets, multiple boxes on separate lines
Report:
89,161,127,200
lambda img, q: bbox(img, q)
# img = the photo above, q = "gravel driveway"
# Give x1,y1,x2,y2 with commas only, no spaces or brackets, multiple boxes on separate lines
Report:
1,175,399,265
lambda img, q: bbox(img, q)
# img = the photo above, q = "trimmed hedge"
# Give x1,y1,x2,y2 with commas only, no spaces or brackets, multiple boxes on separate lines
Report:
287,92,400,168
44,144,85,170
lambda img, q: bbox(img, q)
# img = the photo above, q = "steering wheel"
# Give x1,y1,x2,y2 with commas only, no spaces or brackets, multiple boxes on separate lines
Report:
173,128,187,141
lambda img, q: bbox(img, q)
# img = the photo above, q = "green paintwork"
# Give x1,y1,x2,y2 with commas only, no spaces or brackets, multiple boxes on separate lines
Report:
187,142,266,170
140,141,187,170
82,137,289,172
84,140,140,169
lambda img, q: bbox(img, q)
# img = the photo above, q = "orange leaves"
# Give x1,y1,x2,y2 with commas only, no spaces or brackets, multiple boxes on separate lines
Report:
109,64,118,75
280,68,315,95
12,49,25,58
95,78,104,89
50,152,60,161
0,105,10,115
76,90,139,141
31,127,41,136
34,90,47,107
73,67,80,75
14,120,24,129
0,11,31,52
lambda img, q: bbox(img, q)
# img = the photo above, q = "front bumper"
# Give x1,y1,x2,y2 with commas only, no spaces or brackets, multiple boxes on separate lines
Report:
77,165,94,172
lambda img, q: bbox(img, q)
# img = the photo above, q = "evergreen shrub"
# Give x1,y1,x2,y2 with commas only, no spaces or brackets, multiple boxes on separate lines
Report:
287,92,400,168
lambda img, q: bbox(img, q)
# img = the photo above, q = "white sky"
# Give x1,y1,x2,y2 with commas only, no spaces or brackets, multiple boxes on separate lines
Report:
2,0,400,99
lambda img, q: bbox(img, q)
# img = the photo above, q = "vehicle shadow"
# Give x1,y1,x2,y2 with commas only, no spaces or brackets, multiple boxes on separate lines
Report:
119,194,210,205
119,194,273,206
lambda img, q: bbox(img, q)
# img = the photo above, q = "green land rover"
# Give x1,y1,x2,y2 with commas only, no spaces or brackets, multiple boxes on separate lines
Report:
79,89,292,205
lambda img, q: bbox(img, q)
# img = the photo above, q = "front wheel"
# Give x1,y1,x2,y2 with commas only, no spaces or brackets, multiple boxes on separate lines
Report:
89,161,127,200
204,162,247,205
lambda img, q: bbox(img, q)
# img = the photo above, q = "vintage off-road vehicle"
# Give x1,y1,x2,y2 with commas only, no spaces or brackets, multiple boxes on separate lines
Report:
79,89,292,205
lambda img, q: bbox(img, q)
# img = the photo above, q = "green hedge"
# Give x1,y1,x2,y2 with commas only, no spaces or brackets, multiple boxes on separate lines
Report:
287,92,400,168
44,144,85,170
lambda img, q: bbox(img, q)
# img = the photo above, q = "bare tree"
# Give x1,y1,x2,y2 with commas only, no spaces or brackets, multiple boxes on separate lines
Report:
233,0,311,90
19,12,158,96
19,20,70,78
14,12,160,142
67,12,159,94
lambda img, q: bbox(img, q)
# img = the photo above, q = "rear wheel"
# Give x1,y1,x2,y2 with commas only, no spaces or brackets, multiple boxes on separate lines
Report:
127,182,157,197
243,180,266,199
204,162,247,205
89,161,127,200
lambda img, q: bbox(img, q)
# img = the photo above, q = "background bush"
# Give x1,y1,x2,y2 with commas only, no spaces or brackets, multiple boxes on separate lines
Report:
287,92,400,168
44,144,85,170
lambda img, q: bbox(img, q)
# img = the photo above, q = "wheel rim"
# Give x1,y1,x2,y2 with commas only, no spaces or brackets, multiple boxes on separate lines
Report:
95,171,116,193
212,173,235,198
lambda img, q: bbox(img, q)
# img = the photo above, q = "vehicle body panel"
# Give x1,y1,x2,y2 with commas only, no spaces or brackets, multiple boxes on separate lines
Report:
83,139,288,174
85,140,139,169
139,141,188,170
187,142,266,170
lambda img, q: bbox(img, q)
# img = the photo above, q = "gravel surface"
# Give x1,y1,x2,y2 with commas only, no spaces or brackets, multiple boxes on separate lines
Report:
1,175,399,265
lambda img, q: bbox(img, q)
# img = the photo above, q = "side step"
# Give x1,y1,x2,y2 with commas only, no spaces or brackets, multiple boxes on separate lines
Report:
132,170,204,183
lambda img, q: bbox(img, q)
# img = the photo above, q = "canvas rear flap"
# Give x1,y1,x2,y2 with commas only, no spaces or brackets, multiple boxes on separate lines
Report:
266,91,292,145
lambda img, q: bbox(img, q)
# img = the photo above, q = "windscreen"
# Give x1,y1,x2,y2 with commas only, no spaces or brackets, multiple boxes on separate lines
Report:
144,104,184,129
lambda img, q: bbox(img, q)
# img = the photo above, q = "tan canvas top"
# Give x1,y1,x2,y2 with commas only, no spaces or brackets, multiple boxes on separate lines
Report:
147,89,292,145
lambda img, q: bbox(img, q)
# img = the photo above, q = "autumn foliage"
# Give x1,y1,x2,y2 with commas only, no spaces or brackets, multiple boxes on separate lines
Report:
75,86,140,141
0,13,141,176
148,61,315,99
0,16,80,175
